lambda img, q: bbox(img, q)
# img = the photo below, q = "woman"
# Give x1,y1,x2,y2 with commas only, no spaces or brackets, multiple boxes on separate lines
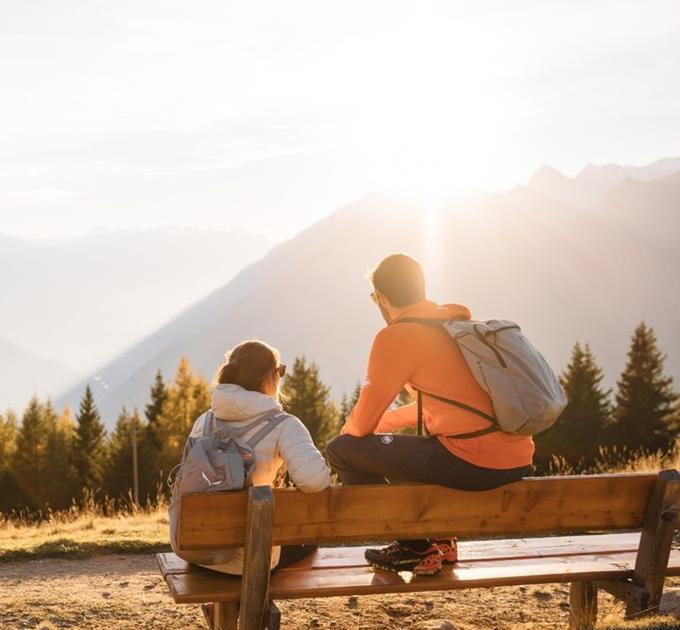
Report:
192,339,331,576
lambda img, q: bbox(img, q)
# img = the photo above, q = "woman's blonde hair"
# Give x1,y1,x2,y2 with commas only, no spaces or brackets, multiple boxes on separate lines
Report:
214,340,281,395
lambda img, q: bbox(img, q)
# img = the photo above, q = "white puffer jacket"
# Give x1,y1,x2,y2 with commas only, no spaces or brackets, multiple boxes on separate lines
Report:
194,383,331,574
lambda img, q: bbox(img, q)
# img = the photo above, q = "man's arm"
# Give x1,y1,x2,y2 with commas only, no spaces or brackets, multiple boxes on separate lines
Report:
341,327,416,437
375,402,418,433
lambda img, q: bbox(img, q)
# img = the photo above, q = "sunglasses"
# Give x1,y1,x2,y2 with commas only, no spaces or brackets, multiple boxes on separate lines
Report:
275,364,287,378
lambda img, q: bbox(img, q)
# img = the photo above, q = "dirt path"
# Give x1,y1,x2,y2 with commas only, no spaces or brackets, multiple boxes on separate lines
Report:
1,554,679,629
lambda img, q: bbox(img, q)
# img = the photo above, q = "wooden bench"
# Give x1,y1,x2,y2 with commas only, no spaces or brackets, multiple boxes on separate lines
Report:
157,470,680,630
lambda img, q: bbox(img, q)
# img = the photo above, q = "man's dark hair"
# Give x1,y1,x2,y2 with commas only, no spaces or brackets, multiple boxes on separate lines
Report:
370,253,426,307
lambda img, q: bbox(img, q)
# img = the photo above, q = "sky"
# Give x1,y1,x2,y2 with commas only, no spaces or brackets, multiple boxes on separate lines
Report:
1,0,679,240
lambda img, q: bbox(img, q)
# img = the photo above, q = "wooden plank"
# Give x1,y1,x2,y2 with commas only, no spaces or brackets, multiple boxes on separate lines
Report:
569,581,597,630
239,486,275,630
163,548,680,603
630,469,680,615
157,552,191,577
179,475,657,550
158,533,642,579
278,533,643,571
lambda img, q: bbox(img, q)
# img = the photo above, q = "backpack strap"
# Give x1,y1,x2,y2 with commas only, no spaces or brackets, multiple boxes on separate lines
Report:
246,411,291,448
210,409,289,446
202,411,215,437
396,318,501,440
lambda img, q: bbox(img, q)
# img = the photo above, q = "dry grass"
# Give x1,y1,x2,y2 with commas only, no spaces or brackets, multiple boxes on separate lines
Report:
545,444,680,476
0,498,170,562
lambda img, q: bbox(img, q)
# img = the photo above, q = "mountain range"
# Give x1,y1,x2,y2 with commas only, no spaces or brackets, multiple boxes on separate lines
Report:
53,158,680,428
0,337,78,411
527,157,680,207
0,226,273,411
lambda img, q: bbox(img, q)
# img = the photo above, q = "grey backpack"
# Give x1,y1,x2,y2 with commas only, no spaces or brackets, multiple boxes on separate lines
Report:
402,318,567,437
168,408,289,564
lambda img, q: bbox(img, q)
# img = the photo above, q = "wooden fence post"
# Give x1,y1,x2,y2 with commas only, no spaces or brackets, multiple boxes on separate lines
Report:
569,581,597,630
628,469,680,616
239,486,275,630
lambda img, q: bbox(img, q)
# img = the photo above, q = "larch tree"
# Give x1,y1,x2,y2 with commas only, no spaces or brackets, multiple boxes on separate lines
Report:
0,409,18,477
0,409,20,511
157,358,211,476
44,402,78,509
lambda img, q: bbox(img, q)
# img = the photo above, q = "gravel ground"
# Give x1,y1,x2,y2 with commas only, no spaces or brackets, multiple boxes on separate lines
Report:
1,554,680,629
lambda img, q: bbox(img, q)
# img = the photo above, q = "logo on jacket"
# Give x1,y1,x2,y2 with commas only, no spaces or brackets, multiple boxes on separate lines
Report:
380,435,394,445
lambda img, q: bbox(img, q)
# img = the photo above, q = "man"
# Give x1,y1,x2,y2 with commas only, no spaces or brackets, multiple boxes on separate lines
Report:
327,253,533,575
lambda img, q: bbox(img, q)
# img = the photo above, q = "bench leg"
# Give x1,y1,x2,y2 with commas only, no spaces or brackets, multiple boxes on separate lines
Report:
629,469,680,616
569,581,597,630
213,602,238,630
267,600,281,630
239,487,275,630
596,579,650,618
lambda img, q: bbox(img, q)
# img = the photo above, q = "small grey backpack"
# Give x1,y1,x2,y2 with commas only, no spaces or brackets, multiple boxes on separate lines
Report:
401,318,567,437
168,408,290,564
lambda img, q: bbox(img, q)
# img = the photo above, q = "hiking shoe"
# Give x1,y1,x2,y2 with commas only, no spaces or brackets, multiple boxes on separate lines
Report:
433,537,458,564
364,542,443,576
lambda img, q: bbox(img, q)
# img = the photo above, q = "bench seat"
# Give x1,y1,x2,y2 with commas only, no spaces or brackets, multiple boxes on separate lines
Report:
158,533,680,603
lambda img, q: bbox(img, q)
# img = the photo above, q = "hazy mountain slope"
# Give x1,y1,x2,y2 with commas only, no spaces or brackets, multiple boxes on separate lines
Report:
60,185,680,427
0,227,274,376
527,157,680,206
0,338,79,412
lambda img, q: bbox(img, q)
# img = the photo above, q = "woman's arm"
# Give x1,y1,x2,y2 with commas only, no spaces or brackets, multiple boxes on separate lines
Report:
277,417,332,492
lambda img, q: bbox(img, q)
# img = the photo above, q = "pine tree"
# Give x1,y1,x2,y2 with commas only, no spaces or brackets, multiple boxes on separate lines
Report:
105,407,140,503
140,369,168,500
534,342,611,472
611,322,679,455
73,385,108,497
13,397,50,509
340,381,362,422
281,357,340,449
145,370,167,448
44,404,78,509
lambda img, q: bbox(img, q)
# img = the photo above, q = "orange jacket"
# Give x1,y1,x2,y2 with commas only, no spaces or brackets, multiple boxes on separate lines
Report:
341,300,534,470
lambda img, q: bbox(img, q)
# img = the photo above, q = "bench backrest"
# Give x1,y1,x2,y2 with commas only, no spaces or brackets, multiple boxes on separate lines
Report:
178,473,668,552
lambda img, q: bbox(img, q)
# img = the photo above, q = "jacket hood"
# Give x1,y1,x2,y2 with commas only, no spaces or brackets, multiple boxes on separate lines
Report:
211,383,281,422
391,299,471,323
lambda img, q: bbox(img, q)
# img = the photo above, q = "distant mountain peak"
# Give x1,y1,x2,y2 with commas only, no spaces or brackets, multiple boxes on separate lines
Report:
528,156,680,207
528,164,568,186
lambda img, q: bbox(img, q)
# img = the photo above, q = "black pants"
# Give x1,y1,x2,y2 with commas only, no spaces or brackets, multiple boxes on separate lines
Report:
274,545,317,571
326,434,530,550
